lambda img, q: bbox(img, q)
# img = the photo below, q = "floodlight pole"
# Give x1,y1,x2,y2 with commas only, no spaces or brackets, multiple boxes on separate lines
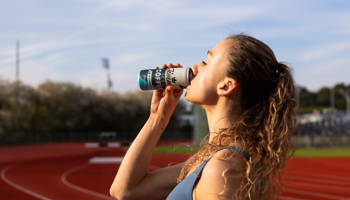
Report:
14,40,20,137
339,88,350,118
16,40,20,81
330,87,334,109
295,85,301,110
102,58,113,92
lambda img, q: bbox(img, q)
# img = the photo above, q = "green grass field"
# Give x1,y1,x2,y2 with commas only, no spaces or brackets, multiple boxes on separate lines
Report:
154,145,350,157
154,145,199,154
292,147,350,157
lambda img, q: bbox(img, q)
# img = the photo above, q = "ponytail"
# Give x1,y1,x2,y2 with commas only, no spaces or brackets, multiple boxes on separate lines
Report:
267,62,297,162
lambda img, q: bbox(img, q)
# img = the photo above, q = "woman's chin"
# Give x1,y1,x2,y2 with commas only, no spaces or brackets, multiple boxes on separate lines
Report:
184,92,192,102
184,92,189,100
185,94,200,107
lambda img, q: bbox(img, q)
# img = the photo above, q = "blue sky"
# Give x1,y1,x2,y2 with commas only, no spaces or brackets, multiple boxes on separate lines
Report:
1,0,350,94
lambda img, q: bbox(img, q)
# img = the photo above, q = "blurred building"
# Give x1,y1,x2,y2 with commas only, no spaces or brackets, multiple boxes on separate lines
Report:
178,114,195,127
296,109,350,147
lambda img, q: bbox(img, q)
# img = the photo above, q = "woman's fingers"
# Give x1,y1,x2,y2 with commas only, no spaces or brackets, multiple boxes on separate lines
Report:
163,86,174,104
150,63,184,116
168,63,182,68
174,63,182,68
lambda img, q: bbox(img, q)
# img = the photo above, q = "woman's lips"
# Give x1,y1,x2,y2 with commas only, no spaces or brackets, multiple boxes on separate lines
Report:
189,75,195,85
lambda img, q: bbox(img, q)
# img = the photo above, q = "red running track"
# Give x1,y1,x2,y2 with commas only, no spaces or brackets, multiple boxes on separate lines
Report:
1,142,349,200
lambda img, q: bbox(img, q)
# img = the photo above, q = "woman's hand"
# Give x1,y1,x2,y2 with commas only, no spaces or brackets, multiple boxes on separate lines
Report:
150,63,184,122
110,64,184,200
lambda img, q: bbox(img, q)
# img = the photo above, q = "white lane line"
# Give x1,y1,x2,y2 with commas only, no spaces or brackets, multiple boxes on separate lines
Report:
285,171,350,182
107,142,121,148
278,196,308,200
283,175,350,186
87,157,162,172
283,188,349,200
61,164,114,200
89,157,123,164
84,142,121,148
1,163,52,200
85,143,100,148
283,181,350,196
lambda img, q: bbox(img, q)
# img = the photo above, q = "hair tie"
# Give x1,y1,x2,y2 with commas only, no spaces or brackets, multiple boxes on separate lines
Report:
276,63,283,74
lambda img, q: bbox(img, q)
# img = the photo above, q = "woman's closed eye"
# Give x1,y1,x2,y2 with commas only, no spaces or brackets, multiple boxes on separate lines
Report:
202,61,207,65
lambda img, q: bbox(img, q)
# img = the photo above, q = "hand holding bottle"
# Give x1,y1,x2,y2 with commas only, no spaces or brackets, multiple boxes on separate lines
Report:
149,63,184,123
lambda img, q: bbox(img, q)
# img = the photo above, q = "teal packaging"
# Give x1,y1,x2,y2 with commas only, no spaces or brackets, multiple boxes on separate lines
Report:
138,68,193,90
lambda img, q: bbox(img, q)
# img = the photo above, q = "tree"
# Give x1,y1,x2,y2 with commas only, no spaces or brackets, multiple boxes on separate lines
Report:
299,87,317,108
0,78,191,144
316,87,330,107
334,83,349,110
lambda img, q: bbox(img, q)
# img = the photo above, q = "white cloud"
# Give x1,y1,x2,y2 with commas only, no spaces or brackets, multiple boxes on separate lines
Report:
307,58,349,74
116,53,157,64
0,34,140,68
301,41,350,61
88,0,272,32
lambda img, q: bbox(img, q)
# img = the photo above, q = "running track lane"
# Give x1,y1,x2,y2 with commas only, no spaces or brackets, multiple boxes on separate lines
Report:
0,141,190,200
0,143,126,199
1,143,350,200
281,157,350,200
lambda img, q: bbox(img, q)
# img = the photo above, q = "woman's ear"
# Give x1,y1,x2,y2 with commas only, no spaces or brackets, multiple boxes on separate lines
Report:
217,78,238,96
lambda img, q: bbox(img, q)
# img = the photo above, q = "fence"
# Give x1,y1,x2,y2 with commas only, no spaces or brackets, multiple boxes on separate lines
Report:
295,110,350,147
0,130,193,145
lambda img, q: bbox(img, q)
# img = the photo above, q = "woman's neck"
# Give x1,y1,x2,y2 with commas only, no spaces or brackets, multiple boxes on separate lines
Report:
200,93,240,143
205,105,235,143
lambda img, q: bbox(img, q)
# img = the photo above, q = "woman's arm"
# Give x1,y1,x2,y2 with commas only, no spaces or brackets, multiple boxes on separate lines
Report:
110,64,184,200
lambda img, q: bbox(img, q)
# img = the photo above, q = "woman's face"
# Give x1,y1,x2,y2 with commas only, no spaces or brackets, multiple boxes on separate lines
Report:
185,39,233,106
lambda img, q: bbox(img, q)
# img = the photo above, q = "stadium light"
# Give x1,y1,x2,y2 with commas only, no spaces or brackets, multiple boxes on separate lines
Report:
295,85,301,110
16,40,20,81
339,88,350,118
330,87,334,109
101,58,113,92
14,40,20,135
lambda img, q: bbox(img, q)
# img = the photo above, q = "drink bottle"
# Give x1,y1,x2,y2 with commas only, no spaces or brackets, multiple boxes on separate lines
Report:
138,68,194,90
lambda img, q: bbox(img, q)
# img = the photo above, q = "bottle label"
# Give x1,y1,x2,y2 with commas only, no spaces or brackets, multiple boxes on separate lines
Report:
138,68,189,90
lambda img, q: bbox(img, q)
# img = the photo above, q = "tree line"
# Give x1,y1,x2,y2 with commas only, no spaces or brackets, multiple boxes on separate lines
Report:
1,76,348,144
297,83,350,114
0,78,187,144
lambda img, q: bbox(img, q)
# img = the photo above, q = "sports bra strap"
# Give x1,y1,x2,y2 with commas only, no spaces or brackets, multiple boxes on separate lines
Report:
206,146,250,161
194,146,250,177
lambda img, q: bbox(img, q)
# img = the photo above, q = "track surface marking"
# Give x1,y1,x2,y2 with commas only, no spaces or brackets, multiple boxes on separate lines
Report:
1,142,349,200
61,163,114,200
1,163,51,200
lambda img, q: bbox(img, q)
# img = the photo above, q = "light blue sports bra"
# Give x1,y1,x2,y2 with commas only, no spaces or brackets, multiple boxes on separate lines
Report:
166,146,254,200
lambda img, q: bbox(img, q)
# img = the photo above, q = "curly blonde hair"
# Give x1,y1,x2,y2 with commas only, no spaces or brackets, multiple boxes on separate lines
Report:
178,34,297,200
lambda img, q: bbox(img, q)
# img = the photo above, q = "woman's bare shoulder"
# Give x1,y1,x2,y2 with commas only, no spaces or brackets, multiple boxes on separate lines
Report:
206,148,247,176
193,149,247,200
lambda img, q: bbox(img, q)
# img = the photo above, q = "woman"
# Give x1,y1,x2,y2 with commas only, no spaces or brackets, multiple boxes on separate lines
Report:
110,34,297,200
